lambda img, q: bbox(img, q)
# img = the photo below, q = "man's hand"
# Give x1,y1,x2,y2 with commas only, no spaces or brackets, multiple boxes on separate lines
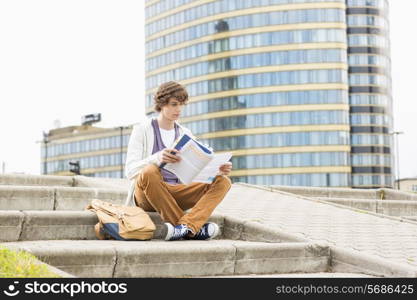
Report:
158,148,181,164
218,162,232,176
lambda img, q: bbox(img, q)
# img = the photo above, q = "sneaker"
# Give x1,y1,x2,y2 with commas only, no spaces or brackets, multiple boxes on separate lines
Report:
186,222,219,240
164,223,189,241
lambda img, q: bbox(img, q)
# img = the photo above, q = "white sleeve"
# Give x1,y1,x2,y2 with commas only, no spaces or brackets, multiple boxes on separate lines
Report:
124,124,160,180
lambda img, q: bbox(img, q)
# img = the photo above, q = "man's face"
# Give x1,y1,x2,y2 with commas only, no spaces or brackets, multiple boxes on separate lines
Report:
160,97,184,121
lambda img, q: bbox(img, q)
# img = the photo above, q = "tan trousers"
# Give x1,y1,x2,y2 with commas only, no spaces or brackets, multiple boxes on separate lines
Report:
134,164,232,233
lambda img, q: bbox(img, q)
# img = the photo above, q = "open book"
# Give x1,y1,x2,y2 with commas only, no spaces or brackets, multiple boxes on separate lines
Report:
160,133,232,184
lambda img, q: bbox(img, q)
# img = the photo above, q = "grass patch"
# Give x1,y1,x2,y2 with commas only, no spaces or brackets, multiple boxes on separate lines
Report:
0,246,60,278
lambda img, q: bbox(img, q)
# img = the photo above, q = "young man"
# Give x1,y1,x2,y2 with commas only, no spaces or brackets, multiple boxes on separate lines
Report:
124,81,232,241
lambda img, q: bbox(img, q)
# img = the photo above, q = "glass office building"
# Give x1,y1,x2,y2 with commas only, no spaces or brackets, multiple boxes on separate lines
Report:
144,0,393,188
40,125,131,178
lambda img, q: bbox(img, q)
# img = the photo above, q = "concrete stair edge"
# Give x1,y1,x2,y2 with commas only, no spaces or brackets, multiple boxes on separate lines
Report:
0,211,224,242
0,211,311,243
0,185,127,211
0,174,129,190
1,240,332,278
330,246,417,278
313,197,417,217
0,174,74,187
259,184,417,201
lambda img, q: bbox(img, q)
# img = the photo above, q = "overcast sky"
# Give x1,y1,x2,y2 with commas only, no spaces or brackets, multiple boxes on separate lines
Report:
0,0,416,179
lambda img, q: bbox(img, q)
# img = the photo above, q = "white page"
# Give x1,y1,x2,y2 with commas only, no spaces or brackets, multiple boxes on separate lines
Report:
164,139,213,184
193,152,232,184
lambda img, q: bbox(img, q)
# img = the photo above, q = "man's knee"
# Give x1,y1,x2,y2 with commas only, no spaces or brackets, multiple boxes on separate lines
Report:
215,175,232,191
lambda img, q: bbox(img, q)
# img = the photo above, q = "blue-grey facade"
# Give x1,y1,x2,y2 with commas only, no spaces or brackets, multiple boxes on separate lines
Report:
41,126,131,178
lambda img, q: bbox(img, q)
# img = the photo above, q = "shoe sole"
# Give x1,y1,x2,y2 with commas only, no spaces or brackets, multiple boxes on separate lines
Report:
208,223,220,240
163,223,174,241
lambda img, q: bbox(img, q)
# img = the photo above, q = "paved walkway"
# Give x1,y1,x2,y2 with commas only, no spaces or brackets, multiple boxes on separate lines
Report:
215,184,417,269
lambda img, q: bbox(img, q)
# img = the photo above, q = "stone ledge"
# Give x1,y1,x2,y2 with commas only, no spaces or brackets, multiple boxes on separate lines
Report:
313,197,417,217
259,184,417,201
0,211,225,242
330,246,417,277
0,211,25,242
0,186,127,211
2,240,331,278
0,174,73,187
0,186,56,210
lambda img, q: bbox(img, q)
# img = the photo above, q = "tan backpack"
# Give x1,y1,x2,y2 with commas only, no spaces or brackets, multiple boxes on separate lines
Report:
86,199,155,241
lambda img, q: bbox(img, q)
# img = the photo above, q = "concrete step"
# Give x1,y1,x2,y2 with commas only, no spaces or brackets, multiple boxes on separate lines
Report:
0,210,224,242
270,185,378,199
268,184,417,201
0,174,74,187
313,197,417,217
1,240,331,278
0,174,129,190
0,185,126,210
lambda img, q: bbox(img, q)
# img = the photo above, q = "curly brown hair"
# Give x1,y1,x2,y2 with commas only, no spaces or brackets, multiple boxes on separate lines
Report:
153,81,189,112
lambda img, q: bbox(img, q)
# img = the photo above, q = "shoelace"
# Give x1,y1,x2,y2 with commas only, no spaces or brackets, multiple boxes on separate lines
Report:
172,225,187,239
195,225,208,238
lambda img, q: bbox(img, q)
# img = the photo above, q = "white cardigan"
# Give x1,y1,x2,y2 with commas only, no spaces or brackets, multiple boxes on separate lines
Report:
124,117,194,206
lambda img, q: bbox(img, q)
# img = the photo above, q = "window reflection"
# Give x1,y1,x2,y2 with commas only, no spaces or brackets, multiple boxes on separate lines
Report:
350,114,390,126
347,15,388,28
171,69,347,98
350,134,391,145
185,110,349,135
349,94,389,106
146,28,345,73
146,8,345,52
232,173,350,187
232,152,349,169
346,0,387,9
146,0,347,21
200,131,350,151
351,154,391,166
47,134,130,158
348,54,390,68
147,49,346,86
352,175,392,186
